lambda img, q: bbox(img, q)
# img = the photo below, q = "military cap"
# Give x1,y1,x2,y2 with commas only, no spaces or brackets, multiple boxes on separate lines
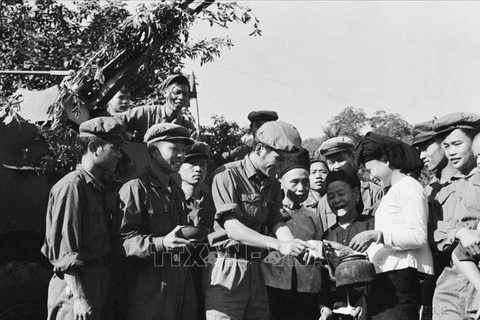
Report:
79,117,126,143
411,120,435,147
433,112,480,135
256,121,302,153
144,123,194,147
319,136,354,156
185,141,211,160
161,74,190,90
247,110,279,123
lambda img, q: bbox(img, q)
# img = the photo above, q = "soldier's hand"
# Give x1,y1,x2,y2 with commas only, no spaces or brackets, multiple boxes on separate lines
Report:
73,296,92,320
278,238,314,257
163,225,191,252
457,228,480,256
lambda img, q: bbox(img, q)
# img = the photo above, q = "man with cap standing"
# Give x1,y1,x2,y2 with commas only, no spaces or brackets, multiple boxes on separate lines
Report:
316,136,384,229
411,119,456,320
116,123,197,320
204,121,314,320
179,141,216,320
431,112,480,320
41,117,126,320
119,74,196,141
227,110,279,162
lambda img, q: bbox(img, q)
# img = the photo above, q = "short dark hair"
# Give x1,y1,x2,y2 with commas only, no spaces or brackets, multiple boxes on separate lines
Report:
77,136,108,156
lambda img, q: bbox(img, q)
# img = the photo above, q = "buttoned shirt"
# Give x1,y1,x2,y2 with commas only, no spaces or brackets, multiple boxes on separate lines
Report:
210,155,284,250
117,166,187,258
185,182,216,231
316,180,384,230
262,206,323,293
41,166,110,274
434,167,480,251
119,104,195,142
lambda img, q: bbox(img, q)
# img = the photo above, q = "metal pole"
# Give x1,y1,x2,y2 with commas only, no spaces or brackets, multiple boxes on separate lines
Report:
0,70,71,76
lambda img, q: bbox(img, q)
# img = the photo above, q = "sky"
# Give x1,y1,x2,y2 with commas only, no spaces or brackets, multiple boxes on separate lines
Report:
174,1,480,139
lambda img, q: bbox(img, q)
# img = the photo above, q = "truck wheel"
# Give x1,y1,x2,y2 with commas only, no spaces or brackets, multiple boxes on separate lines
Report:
0,261,51,320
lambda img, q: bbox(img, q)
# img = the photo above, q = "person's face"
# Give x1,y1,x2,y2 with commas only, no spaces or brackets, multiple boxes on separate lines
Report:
442,129,476,173
151,140,187,173
325,151,353,171
256,144,286,178
281,168,310,204
417,140,447,172
364,159,392,186
472,135,480,169
95,142,122,172
108,90,130,114
309,161,329,193
165,83,189,113
179,156,208,186
326,181,359,221
251,120,267,135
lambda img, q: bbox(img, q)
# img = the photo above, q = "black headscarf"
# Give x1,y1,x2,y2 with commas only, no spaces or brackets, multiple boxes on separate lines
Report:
278,148,310,178
325,163,364,213
354,132,423,173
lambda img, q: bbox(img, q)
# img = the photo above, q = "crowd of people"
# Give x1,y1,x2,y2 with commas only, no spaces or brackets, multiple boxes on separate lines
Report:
40,73,480,320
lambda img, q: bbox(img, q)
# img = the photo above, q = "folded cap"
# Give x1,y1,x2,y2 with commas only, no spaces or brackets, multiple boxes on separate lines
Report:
411,120,435,147
319,136,354,156
278,148,310,178
185,141,211,160
161,74,190,90
247,110,279,123
433,112,480,135
79,117,127,144
256,121,302,153
144,123,194,147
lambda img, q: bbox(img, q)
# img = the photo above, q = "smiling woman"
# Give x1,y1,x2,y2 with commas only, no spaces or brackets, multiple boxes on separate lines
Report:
352,132,432,320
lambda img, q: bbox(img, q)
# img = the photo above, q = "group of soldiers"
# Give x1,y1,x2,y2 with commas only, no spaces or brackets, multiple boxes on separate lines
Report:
40,73,480,320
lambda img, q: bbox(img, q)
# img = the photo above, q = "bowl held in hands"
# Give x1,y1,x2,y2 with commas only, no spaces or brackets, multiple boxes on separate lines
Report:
179,226,209,241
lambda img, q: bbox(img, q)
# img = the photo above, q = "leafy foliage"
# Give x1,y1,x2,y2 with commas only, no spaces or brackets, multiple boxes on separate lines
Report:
199,114,248,156
0,0,259,173
0,0,260,102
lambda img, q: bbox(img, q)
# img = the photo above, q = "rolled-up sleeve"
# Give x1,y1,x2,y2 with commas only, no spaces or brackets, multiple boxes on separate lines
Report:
42,183,84,274
211,170,243,224
117,180,162,258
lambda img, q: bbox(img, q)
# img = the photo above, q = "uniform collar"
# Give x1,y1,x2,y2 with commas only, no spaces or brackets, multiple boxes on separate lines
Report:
77,164,105,191
451,166,480,181
145,165,179,191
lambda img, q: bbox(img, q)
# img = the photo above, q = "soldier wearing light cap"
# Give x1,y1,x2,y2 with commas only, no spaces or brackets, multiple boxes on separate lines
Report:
411,119,455,320
205,121,314,320
431,112,480,320
118,74,196,141
42,117,126,320
316,136,383,229
116,123,197,320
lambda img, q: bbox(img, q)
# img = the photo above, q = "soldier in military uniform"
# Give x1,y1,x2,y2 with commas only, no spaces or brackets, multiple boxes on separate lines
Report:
411,119,456,320
205,121,314,320
41,117,126,320
118,74,196,141
316,136,384,229
116,123,197,320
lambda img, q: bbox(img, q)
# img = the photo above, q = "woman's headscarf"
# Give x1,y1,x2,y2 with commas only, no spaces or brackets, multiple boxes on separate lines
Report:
325,163,364,213
354,132,423,173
